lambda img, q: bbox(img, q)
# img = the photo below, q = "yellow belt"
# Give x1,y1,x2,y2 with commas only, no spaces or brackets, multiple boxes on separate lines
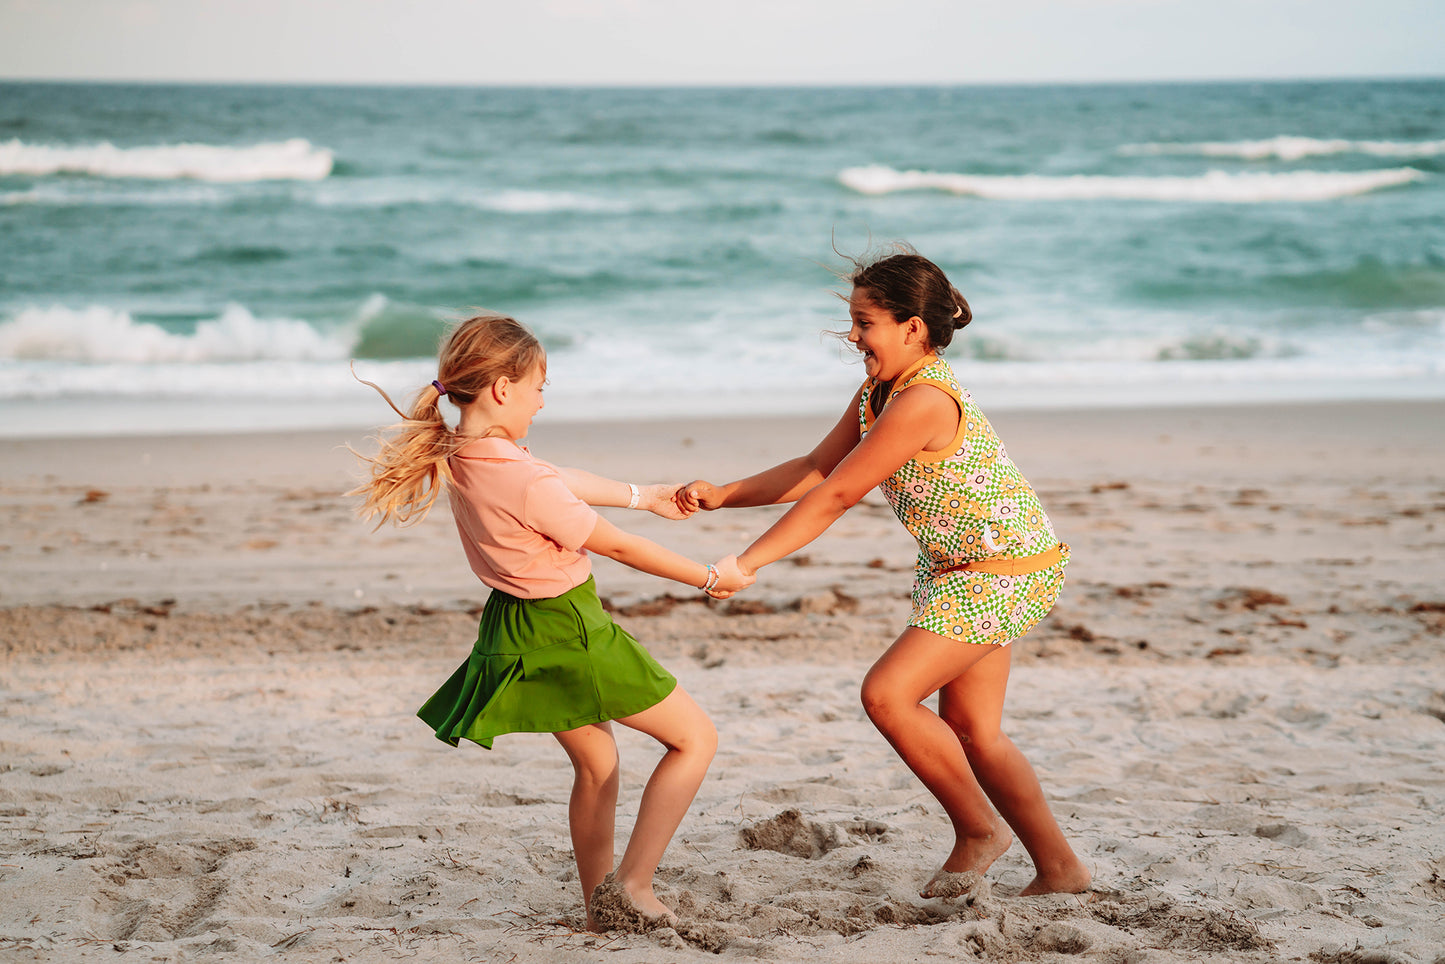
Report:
939,542,1068,577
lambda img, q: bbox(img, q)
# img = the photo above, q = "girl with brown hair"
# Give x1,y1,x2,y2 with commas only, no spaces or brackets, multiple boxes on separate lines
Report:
680,247,1090,899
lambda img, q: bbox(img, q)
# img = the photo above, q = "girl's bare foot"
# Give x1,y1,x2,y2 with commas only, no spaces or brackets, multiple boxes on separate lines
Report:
1019,860,1092,896
920,868,986,899
589,872,679,932
921,824,1013,898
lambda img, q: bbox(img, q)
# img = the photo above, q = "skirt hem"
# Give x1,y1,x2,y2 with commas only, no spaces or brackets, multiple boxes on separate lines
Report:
429,677,678,750
416,576,677,751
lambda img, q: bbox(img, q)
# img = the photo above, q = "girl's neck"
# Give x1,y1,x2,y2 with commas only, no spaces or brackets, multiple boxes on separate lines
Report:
457,408,516,442
871,351,935,417
878,350,934,386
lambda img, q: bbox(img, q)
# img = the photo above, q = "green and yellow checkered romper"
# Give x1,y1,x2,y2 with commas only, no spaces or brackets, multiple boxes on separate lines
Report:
862,354,1069,647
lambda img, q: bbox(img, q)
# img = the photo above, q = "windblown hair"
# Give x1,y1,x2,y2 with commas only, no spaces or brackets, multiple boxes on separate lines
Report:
845,243,972,350
351,313,545,528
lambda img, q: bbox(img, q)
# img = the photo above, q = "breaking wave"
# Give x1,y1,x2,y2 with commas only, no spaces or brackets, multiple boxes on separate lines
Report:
1119,136,1445,162
837,165,1426,202
0,138,334,182
0,305,348,364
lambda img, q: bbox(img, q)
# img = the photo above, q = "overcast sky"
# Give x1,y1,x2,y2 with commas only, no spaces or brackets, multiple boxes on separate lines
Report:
1,0,1441,86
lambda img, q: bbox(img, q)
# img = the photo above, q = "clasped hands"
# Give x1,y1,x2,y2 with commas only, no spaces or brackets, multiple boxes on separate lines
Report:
645,480,755,599
705,553,754,600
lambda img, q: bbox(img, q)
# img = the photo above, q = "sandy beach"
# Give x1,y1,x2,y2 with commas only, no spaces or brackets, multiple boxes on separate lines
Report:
2,400,1444,963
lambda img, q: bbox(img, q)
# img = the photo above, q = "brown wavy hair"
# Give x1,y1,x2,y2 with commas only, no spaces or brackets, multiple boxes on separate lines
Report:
844,243,972,350
351,313,544,528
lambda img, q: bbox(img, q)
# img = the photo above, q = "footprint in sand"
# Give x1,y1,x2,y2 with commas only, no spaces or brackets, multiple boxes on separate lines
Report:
96,838,255,942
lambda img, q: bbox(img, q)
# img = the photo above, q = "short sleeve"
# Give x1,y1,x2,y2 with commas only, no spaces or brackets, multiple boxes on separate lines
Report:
522,468,599,551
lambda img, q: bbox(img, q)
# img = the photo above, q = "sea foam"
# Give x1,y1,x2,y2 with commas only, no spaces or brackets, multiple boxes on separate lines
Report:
0,305,349,364
479,190,630,214
1119,136,1445,162
306,182,628,213
0,138,333,182
0,183,230,206
837,165,1426,202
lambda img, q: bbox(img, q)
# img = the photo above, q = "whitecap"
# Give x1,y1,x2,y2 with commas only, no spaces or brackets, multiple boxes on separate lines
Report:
474,190,630,214
1119,136,1445,162
0,138,334,182
837,165,1426,202
0,305,348,364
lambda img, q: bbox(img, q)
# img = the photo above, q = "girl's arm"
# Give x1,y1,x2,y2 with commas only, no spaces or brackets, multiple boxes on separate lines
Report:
680,386,866,511
584,517,753,593
557,467,693,520
737,385,957,575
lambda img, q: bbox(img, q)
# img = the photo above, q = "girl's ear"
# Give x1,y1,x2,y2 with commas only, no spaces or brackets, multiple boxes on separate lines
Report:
905,315,926,345
491,375,512,403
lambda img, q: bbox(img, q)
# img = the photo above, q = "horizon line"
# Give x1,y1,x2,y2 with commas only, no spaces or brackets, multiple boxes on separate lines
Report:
2,73,1443,91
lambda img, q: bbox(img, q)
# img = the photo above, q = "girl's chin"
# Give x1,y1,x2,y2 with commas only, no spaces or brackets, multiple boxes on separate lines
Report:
866,360,899,380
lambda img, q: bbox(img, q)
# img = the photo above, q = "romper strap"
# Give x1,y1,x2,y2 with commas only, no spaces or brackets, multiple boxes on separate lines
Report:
940,542,1068,577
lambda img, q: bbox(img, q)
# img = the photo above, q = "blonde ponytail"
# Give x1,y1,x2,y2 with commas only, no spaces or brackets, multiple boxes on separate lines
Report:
351,313,544,528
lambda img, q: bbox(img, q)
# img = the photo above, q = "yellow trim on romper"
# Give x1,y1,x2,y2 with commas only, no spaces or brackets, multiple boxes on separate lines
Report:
862,354,968,465
907,378,968,465
937,542,1070,577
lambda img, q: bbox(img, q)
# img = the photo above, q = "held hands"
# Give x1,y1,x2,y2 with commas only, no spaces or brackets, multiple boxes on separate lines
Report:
641,483,696,520
703,553,756,599
675,479,724,514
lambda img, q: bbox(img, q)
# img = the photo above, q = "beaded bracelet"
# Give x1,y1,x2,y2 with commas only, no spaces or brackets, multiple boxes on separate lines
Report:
627,483,640,510
701,563,719,592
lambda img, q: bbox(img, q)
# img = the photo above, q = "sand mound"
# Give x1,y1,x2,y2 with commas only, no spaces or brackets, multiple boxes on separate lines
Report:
738,808,887,859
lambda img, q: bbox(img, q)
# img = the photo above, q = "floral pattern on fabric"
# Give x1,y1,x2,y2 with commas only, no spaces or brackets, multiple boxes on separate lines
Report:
862,355,1068,646
908,559,1066,647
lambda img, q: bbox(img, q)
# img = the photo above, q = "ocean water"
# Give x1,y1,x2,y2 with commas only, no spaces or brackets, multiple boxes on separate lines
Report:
1,80,1443,437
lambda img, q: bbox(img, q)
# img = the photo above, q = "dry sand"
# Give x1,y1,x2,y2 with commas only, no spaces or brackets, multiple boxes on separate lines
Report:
2,401,1444,962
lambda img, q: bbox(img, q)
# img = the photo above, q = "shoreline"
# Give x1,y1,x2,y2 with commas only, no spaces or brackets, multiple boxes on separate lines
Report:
4,392,1440,471
2,374,1443,440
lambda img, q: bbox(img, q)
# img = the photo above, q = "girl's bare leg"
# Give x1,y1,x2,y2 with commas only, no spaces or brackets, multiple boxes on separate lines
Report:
607,685,717,920
553,722,621,930
861,629,1013,896
938,647,1091,895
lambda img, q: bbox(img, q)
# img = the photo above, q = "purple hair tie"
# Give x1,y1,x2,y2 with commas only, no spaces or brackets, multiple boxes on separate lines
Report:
431,379,448,397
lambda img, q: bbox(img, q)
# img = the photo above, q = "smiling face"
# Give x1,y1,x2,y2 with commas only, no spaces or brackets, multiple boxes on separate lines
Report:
848,286,927,381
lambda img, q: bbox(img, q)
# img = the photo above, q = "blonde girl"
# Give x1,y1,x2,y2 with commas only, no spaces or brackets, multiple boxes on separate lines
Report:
680,248,1090,898
355,313,751,930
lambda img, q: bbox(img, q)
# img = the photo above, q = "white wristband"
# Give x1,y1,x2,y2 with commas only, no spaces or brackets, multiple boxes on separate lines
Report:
627,483,640,510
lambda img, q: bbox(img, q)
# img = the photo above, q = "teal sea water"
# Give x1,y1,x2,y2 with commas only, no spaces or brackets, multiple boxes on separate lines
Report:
1,80,1443,436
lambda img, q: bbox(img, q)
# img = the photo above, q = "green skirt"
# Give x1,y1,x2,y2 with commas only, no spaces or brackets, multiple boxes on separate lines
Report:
417,576,677,749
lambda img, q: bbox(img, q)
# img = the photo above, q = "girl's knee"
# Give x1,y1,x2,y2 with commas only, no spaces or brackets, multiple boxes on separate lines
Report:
571,750,619,790
946,713,1004,753
859,672,903,727
670,692,718,760
657,711,717,762
560,733,620,787
687,715,719,762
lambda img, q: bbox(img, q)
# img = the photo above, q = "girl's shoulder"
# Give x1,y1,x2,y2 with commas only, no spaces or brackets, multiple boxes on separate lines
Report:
450,439,559,496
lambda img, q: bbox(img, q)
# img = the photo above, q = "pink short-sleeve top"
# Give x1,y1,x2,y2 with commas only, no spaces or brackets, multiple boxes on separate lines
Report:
446,437,599,599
